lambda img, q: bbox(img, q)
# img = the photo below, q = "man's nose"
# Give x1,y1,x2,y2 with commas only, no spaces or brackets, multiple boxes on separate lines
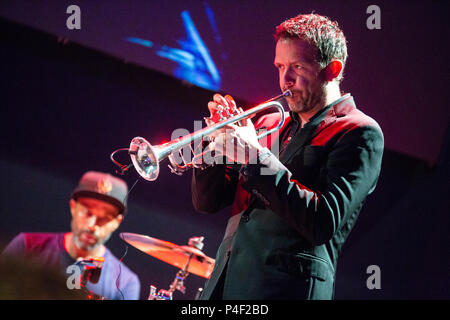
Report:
86,215,98,229
282,68,295,88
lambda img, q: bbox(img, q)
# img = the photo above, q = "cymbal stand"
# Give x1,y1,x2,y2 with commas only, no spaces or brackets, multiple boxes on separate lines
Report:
147,237,204,300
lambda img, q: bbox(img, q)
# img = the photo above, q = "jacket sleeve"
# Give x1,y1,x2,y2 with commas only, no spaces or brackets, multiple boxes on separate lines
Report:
191,164,240,214
241,125,384,245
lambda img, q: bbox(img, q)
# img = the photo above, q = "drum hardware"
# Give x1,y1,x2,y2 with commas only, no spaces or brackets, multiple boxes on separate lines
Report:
120,233,214,300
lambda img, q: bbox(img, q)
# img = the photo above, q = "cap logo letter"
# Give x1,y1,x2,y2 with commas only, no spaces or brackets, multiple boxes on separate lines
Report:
97,179,112,194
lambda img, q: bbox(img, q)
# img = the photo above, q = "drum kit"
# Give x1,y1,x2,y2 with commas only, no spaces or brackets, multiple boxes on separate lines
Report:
120,232,215,300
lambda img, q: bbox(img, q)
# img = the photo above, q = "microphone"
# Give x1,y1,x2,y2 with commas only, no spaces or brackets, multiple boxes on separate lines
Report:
75,257,105,285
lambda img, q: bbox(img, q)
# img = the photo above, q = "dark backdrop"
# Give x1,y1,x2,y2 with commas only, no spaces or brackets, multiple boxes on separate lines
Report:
0,14,448,300
0,0,449,165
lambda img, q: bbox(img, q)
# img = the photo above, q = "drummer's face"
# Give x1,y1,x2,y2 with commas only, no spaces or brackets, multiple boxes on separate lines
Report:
70,197,123,251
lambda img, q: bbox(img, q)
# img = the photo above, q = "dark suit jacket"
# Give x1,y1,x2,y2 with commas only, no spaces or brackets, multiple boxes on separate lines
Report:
192,94,384,299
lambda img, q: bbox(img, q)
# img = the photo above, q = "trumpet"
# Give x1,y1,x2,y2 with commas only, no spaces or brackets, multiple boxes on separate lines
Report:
124,90,291,181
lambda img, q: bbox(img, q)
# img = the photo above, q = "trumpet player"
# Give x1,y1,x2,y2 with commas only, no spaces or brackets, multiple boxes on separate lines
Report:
192,13,384,300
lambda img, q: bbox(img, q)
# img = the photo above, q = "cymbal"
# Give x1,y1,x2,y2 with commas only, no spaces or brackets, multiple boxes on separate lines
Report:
120,232,215,279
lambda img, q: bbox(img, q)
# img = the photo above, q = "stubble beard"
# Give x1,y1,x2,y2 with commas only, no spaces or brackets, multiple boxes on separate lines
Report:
74,230,105,252
286,84,327,116
287,94,319,114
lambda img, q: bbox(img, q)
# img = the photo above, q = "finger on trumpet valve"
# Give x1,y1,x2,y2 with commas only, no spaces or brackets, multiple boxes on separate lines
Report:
215,108,224,122
224,94,235,102
224,105,232,117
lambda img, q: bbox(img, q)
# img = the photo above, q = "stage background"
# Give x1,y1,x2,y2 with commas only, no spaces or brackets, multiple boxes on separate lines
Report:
0,1,448,300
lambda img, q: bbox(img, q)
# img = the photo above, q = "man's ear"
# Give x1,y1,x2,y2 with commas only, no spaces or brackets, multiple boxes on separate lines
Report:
324,60,343,82
110,214,124,231
69,199,76,217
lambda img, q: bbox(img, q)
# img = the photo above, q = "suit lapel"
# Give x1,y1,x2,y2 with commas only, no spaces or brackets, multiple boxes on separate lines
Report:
279,94,355,164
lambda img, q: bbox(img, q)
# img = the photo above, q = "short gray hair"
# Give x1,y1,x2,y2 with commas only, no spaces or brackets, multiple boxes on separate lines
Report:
275,13,348,81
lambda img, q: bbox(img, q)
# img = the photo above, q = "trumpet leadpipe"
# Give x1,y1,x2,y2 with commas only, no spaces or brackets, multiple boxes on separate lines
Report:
128,91,291,181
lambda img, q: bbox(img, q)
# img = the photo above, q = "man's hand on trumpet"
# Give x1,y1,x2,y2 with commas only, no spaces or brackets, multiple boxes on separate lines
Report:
205,93,264,165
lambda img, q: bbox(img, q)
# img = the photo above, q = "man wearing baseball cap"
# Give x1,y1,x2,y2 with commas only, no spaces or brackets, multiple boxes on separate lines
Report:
2,171,140,300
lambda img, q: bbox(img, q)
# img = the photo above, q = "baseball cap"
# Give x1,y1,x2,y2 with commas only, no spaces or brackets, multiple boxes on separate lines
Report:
71,171,128,214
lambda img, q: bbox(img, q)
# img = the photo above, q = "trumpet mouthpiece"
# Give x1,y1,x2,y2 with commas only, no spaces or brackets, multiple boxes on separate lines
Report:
283,90,292,97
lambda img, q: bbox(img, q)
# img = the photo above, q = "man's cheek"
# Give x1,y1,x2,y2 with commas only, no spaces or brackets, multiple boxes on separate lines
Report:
96,226,112,241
